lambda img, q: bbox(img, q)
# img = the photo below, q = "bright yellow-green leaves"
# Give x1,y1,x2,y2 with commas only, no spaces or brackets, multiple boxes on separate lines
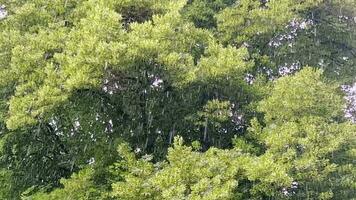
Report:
28,168,104,200
0,1,355,199
196,43,252,81
258,67,343,123
1,0,126,129
112,137,241,200
6,0,324,130
255,67,356,199
111,143,156,199
217,0,321,44
14,48,354,200
111,136,300,199
0,0,253,129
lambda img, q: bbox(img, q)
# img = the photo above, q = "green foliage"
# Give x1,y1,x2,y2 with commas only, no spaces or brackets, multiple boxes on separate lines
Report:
27,168,106,200
258,67,343,123
256,68,356,199
0,0,354,199
265,1,356,83
111,136,288,199
216,0,321,45
181,0,235,29
0,169,15,199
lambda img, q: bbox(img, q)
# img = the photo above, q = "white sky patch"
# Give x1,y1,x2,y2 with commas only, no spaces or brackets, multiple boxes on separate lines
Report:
49,118,59,132
342,83,356,123
278,62,301,76
244,73,254,84
269,18,313,48
74,119,81,131
151,77,163,88
134,147,141,154
88,157,95,165
0,5,7,20
105,119,113,133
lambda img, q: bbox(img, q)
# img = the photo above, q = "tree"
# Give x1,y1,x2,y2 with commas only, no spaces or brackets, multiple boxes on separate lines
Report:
0,0,355,199
256,67,356,199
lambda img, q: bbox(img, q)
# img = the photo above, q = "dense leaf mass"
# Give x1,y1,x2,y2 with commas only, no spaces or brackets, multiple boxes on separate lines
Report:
0,0,355,199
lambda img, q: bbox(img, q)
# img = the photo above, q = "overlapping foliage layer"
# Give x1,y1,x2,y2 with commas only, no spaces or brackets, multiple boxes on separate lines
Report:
0,0,355,199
